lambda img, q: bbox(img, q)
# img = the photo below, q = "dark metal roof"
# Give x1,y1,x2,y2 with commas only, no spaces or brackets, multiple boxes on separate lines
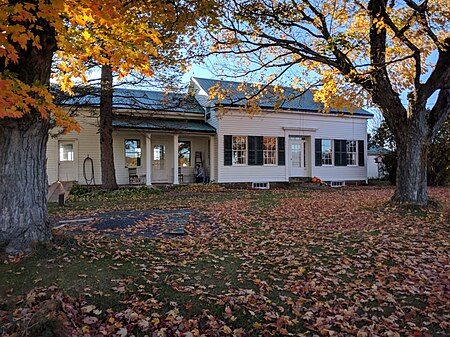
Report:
192,77,373,117
368,146,390,155
112,118,216,134
56,87,204,114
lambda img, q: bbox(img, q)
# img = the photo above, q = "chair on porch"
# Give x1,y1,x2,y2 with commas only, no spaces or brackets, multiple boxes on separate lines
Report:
178,167,183,183
128,167,139,184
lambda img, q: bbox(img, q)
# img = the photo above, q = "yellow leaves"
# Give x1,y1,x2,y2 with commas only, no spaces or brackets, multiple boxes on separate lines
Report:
222,325,232,334
253,322,263,329
306,66,368,113
372,17,388,33
2,0,217,127
81,30,91,41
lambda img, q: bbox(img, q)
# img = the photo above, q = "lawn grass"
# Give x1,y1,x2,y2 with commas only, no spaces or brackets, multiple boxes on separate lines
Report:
1,186,449,336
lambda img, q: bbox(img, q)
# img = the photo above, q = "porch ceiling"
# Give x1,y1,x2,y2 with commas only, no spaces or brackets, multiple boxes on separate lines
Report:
112,118,216,134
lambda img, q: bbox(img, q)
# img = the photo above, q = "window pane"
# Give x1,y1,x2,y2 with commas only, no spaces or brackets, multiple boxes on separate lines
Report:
232,136,247,165
322,139,332,165
125,139,141,167
346,140,357,165
153,145,166,169
264,137,277,165
178,141,191,167
59,143,74,161
291,143,301,168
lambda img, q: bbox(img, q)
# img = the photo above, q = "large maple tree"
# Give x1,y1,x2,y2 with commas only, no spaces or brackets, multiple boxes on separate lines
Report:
0,0,217,253
208,0,450,205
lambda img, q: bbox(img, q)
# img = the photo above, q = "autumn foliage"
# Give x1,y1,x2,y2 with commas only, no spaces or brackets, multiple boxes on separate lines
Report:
0,0,217,130
1,187,449,336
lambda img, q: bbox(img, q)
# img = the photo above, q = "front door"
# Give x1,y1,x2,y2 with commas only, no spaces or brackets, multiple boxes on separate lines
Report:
152,142,170,182
58,141,77,181
289,137,307,177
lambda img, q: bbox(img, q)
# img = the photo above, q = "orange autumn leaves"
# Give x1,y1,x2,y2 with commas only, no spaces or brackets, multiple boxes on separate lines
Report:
0,0,217,131
1,187,449,335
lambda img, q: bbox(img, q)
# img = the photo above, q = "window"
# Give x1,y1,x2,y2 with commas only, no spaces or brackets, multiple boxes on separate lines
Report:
263,137,277,165
322,139,333,165
59,143,74,161
226,135,284,166
232,136,247,165
346,140,357,165
153,145,165,169
178,141,191,167
316,139,364,167
125,139,141,167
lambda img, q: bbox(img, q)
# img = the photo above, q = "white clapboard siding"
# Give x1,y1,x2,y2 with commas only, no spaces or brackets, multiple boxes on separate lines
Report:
215,109,369,183
205,107,219,182
47,111,102,185
46,139,58,184
367,155,381,179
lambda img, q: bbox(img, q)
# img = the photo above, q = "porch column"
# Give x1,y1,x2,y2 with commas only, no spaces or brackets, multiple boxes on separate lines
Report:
173,134,179,184
209,135,215,182
145,133,152,186
310,136,315,179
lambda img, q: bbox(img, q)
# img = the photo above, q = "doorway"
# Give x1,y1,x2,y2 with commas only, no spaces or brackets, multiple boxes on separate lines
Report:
288,136,308,177
152,143,170,182
58,141,77,181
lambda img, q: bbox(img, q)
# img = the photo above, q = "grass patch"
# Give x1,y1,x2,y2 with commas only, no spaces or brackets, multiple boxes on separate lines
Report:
68,185,162,202
3,187,449,336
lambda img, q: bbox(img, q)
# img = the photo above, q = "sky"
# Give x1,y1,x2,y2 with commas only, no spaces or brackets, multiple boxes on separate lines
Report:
181,64,215,83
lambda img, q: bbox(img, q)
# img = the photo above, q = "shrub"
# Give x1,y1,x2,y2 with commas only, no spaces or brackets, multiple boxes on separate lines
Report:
69,183,91,196
68,186,161,201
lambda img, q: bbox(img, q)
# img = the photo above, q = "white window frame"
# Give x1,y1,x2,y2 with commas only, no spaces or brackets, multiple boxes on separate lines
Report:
346,140,357,166
322,139,333,166
125,139,142,168
59,142,74,162
232,136,247,165
263,137,277,166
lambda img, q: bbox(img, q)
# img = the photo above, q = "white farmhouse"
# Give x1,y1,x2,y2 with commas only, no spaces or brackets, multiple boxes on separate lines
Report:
47,77,373,188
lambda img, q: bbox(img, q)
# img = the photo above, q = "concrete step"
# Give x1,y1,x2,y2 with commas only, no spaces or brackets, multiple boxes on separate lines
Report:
47,181,74,203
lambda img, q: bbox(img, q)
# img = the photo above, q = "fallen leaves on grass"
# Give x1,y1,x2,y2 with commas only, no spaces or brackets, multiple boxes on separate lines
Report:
1,187,449,336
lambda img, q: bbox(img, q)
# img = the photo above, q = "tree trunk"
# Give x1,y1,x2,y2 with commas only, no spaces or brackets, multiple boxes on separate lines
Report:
0,2,57,253
100,65,119,190
0,119,51,254
391,112,429,205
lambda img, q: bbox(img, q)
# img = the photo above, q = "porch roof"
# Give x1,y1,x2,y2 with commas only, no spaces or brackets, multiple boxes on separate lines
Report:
112,118,216,134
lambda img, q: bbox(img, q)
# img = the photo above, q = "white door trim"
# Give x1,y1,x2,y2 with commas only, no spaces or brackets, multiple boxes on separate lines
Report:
57,139,78,182
288,136,309,178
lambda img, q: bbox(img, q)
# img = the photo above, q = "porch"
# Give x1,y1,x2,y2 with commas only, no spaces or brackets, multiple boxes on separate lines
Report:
113,118,216,185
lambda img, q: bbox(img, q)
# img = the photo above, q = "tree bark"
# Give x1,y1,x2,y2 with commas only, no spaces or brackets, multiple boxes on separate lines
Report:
100,65,119,190
0,1,56,253
392,137,429,205
0,119,51,254
390,108,430,205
